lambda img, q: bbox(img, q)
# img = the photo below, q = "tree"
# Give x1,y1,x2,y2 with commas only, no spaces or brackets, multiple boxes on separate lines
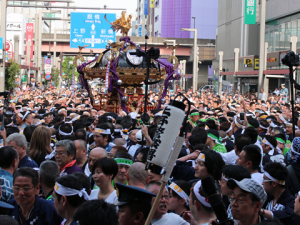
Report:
51,67,60,87
5,60,20,92
62,56,79,83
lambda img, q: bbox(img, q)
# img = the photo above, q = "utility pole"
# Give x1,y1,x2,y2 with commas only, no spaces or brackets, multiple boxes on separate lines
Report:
290,36,298,101
258,0,266,91
218,51,223,96
180,28,198,92
0,0,7,91
233,48,239,94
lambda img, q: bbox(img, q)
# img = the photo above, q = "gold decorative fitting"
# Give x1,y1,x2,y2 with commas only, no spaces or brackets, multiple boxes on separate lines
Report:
82,66,166,80
163,42,180,69
104,11,145,37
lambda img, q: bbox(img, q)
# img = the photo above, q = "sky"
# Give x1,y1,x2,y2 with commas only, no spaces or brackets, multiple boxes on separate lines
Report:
74,0,137,18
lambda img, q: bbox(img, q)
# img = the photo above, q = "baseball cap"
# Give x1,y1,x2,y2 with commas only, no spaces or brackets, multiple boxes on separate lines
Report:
227,178,267,204
115,183,156,206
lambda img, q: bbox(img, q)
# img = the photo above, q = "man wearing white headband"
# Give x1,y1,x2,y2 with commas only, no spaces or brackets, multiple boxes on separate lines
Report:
261,162,295,224
16,111,33,129
57,107,67,118
53,174,90,225
145,180,189,225
257,120,269,139
261,135,285,166
184,180,216,224
94,123,113,153
168,181,190,217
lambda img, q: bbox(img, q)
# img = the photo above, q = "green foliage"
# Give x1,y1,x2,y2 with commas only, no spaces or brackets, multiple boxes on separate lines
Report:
5,60,20,92
62,56,79,82
51,67,60,87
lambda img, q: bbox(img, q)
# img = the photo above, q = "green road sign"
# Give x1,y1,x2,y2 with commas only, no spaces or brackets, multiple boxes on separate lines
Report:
245,0,256,24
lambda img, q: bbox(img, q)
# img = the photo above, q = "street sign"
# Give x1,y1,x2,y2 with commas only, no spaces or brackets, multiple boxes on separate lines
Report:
244,58,253,67
254,58,259,70
45,58,51,64
70,12,116,49
245,0,257,24
45,74,51,80
45,64,52,74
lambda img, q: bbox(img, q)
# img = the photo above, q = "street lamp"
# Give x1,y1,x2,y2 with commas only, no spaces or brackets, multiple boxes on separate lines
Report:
180,28,198,92
192,17,196,29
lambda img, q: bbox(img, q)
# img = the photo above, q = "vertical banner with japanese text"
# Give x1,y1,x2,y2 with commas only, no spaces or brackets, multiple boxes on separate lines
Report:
25,23,34,66
144,0,148,15
244,0,256,25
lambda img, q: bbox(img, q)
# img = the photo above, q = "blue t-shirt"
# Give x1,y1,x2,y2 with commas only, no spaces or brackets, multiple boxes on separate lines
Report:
18,155,38,169
0,169,14,202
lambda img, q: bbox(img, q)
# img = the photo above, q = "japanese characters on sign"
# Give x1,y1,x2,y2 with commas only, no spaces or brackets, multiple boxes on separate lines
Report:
244,0,256,25
70,12,116,49
147,107,171,161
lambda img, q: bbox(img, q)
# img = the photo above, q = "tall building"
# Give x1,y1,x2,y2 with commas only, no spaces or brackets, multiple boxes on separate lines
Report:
135,0,148,37
136,0,218,39
154,0,218,39
213,0,300,94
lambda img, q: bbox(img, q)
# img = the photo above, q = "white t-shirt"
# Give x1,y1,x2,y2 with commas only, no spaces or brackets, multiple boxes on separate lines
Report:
251,172,264,186
254,140,264,172
90,189,118,204
83,163,90,177
151,213,189,225
127,144,141,157
219,150,238,165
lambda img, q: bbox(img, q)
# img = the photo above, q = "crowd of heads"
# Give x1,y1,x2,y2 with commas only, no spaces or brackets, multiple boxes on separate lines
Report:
0,84,300,225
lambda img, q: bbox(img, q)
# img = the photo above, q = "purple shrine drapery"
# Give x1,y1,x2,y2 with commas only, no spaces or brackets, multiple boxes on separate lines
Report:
77,37,179,112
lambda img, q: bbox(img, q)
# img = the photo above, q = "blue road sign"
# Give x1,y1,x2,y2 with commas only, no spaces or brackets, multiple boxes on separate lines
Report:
45,74,51,80
0,37,3,50
70,12,116,49
44,56,52,64
138,25,142,37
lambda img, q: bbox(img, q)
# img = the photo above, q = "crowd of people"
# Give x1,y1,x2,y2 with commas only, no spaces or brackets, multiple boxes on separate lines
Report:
0,81,300,225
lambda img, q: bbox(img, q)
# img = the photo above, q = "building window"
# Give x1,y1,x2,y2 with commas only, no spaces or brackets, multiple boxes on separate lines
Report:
155,0,159,7
155,15,159,23
155,31,158,37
